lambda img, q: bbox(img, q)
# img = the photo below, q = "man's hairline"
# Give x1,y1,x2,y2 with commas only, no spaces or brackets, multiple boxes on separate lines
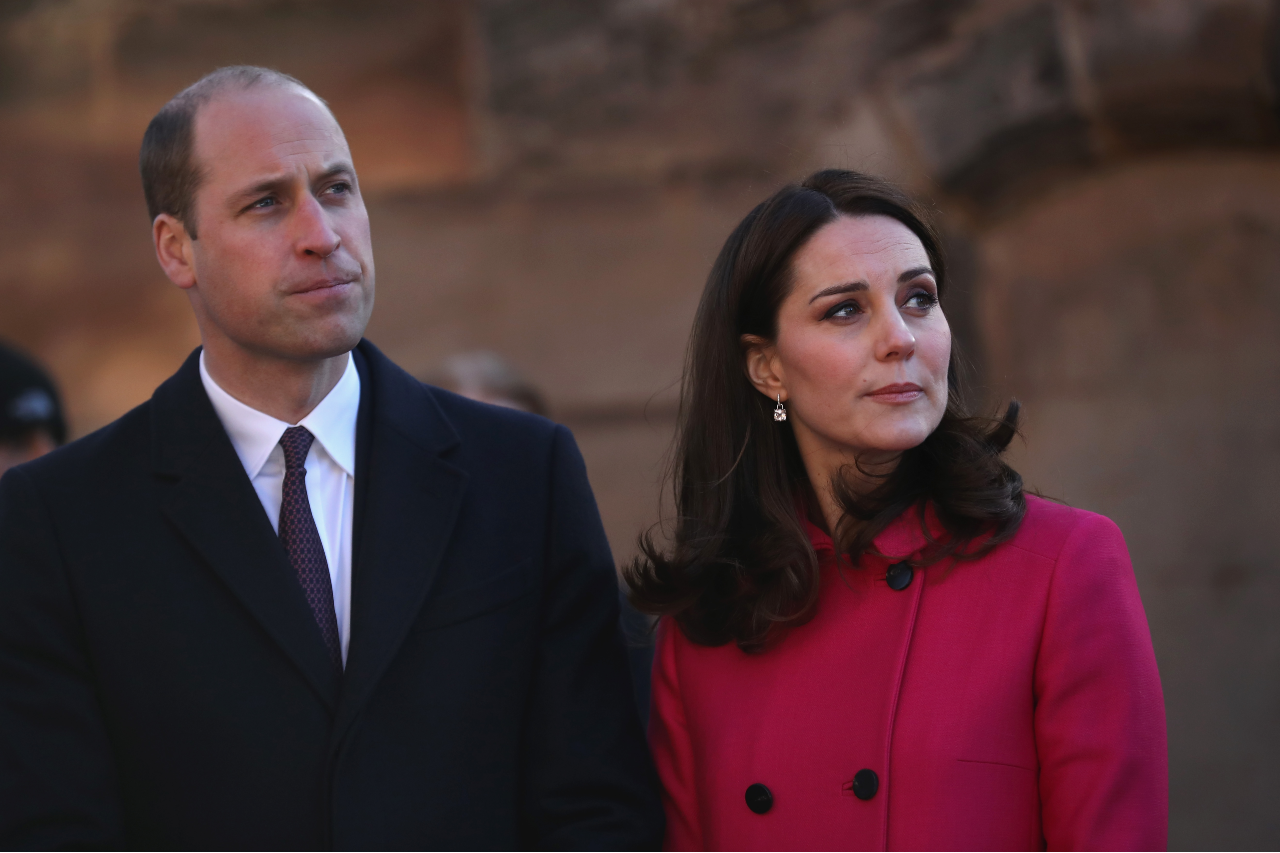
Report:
179,79,339,239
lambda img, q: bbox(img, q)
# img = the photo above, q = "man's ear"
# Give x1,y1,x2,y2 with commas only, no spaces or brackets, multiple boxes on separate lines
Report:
740,334,787,402
153,213,197,290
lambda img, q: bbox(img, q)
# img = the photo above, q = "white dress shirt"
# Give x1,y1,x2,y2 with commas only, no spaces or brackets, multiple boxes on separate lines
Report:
199,351,359,664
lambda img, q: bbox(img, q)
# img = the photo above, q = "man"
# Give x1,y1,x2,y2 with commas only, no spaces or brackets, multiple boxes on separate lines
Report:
0,343,65,477
0,66,661,849
428,352,654,725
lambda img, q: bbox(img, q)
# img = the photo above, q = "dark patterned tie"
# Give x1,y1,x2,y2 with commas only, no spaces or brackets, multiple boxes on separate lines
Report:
278,426,343,671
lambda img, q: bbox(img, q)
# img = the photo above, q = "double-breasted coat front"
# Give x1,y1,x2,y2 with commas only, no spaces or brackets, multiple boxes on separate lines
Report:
650,495,1167,850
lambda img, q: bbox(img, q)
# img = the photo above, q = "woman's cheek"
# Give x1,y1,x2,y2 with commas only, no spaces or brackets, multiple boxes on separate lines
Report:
923,331,951,422
789,340,854,398
922,323,951,379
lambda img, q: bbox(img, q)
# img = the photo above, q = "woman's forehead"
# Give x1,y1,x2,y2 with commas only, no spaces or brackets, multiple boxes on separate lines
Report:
793,215,929,285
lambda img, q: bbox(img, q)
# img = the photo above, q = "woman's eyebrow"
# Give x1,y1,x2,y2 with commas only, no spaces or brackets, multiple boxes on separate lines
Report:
899,266,935,282
808,281,868,304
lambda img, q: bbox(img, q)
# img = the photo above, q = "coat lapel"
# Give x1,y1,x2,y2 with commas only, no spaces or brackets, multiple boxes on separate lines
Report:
150,350,342,710
335,342,468,739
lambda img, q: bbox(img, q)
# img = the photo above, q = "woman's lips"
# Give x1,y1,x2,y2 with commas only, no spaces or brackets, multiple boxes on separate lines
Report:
865,382,924,403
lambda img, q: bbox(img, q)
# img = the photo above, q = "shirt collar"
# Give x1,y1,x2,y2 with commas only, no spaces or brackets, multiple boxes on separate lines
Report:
297,354,358,477
199,351,360,479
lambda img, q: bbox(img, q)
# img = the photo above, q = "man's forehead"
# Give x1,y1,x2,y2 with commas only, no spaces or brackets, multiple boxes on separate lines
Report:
193,85,349,183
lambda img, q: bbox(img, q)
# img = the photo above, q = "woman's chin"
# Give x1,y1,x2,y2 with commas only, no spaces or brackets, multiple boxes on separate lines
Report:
848,427,934,456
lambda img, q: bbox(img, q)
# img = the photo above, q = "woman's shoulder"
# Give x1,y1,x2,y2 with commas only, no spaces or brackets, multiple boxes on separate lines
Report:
1003,494,1126,565
654,612,771,680
656,613,728,660
970,498,1139,627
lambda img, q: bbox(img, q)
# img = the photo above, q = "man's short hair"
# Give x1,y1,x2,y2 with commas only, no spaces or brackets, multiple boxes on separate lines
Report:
139,66,311,239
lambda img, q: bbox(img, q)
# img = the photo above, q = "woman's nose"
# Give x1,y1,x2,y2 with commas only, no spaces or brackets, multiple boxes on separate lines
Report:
874,309,916,361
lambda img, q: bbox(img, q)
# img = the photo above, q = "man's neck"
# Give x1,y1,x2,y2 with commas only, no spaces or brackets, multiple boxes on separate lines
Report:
201,342,350,425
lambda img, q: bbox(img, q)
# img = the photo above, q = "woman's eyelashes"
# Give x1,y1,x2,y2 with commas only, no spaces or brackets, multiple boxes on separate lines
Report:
820,289,937,321
823,299,863,320
904,289,939,310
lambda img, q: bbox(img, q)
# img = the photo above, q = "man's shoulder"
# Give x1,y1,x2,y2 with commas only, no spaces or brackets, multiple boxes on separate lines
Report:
28,401,151,474
4,401,153,496
423,383,558,443
358,340,560,457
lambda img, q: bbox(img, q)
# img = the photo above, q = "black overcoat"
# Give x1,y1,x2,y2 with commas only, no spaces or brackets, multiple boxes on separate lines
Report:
0,340,662,850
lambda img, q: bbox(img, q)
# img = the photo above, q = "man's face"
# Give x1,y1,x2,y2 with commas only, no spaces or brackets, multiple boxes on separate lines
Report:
185,85,374,362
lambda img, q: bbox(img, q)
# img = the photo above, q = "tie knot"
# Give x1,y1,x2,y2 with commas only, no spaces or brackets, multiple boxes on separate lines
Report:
279,426,315,471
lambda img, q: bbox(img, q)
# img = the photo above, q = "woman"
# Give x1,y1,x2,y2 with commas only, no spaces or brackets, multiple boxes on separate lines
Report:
625,170,1167,851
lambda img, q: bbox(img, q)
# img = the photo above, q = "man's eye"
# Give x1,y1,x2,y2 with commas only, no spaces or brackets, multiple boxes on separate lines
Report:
250,196,276,209
326,182,350,195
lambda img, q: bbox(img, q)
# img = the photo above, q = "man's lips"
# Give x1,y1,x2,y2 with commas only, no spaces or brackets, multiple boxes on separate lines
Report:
290,277,356,295
865,382,924,403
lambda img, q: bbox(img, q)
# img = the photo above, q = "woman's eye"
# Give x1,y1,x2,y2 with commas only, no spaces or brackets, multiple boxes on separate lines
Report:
824,300,861,320
905,291,938,310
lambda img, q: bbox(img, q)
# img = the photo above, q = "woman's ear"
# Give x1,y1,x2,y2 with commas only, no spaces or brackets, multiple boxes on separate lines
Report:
740,334,787,402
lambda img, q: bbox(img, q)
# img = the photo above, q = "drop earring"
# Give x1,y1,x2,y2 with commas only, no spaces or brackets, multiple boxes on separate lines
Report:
773,394,787,422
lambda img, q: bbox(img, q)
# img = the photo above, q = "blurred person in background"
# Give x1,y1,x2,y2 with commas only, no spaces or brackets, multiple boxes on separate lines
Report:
430,349,547,416
0,343,65,477
626,170,1167,850
0,66,660,849
429,349,654,726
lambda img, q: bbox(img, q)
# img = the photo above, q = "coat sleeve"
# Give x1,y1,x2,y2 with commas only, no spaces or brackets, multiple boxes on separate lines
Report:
519,425,665,849
0,466,124,847
649,618,704,851
1035,511,1168,850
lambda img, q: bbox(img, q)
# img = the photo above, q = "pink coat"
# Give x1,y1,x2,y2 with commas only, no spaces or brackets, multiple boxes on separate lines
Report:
649,495,1167,851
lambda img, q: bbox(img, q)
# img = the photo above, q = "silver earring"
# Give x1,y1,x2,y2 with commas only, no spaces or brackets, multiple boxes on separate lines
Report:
773,394,787,422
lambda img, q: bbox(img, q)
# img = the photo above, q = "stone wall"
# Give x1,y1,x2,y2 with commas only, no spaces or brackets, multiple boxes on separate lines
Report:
1,0,1277,846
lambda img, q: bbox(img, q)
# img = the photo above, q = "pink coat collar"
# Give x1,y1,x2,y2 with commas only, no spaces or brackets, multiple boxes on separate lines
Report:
800,501,945,561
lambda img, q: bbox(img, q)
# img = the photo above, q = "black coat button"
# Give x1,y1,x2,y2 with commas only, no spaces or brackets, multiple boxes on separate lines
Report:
886,561,913,591
852,769,879,800
745,783,773,814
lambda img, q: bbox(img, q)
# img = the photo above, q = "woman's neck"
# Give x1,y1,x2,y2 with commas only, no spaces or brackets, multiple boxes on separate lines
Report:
801,447,901,536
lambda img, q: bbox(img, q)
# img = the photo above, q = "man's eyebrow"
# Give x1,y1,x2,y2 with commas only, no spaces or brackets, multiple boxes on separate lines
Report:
808,281,868,304
229,163,356,208
899,266,935,283
230,175,291,208
313,162,355,185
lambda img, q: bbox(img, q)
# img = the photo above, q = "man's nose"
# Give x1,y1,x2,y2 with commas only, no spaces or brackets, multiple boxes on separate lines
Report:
295,195,341,258
874,308,916,361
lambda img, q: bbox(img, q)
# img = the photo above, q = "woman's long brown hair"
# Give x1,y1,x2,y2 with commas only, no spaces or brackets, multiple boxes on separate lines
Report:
624,169,1025,653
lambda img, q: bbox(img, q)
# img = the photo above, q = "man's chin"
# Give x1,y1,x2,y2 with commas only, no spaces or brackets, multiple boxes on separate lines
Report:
246,321,367,364
297,328,366,362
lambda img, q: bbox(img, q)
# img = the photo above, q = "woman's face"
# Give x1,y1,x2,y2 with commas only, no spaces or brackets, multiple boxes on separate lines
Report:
744,214,951,474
